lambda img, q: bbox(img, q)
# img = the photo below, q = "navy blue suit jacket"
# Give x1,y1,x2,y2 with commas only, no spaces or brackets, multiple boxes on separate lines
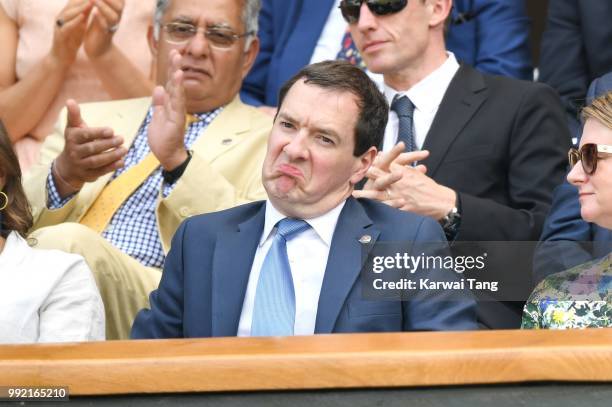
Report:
241,0,532,107
131,198,477,338
539,0,612,137
533,73,612,283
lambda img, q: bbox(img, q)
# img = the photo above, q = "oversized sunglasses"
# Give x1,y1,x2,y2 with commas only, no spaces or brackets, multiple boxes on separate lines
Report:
339,0,408,24
568,143,612,175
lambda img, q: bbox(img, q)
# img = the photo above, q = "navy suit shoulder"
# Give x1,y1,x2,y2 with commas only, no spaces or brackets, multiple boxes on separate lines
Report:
448,0,532,80
355,198,446,241
539,0,612,134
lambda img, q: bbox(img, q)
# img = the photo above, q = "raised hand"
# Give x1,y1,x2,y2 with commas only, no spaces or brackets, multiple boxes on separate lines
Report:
54,99,127,197
84,0,125,60
50,0,94,68
147,50,189,171
352,144,455,220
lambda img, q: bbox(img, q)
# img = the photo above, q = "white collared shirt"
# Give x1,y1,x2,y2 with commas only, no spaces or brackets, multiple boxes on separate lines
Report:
0,232,105,343
382,53,460,152
237,200,346,336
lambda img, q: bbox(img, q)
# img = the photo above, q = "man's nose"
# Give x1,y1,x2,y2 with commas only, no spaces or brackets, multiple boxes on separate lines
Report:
282,132,309,160
357,2,378,31
183,28,211,58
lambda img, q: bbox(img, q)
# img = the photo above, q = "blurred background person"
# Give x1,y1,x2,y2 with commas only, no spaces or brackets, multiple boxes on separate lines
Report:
241,0,533,113
538,0,612,139
523,92,612,329
0,0,155,171
0,121,104,343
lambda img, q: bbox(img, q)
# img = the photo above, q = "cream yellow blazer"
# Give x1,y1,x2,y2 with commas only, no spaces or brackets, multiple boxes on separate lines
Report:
24,96,272,253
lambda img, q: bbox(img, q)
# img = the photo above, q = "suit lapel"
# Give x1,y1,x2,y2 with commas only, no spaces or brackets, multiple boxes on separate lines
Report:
77,98,152,220
421,65,488,176
211,203,265,336
315,198,380,333
192,96,253,164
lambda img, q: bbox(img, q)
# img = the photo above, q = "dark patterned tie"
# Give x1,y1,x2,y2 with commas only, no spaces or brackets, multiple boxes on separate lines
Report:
391,94,416,152
336,29,366,69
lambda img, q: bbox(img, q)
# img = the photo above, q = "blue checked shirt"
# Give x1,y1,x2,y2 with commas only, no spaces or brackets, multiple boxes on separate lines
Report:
47,107,222,268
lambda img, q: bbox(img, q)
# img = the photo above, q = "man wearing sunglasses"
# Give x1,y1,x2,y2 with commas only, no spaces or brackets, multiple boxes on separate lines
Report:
345,0,571,329
23,0,271,340
240,0,532,111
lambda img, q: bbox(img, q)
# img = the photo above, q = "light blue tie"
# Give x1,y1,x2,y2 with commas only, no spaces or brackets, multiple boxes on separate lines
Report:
251,218,310,336
391,94,416,153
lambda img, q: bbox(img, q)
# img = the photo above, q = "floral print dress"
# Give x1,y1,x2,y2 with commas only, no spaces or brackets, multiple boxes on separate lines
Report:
522,254,612,329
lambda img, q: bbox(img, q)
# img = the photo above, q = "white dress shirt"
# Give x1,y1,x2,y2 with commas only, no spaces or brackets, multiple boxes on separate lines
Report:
237,200,346,336
382,53,460,152
0,232,105,343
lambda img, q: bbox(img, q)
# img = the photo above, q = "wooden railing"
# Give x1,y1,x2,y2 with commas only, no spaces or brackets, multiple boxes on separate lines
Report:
1,329,611,395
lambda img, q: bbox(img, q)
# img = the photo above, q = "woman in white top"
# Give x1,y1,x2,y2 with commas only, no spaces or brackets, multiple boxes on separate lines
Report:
0,121,104,343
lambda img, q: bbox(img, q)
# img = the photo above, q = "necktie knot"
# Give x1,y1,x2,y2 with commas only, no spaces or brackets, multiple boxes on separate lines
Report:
276,218,310,240
391,95,415,118
185,113,202,130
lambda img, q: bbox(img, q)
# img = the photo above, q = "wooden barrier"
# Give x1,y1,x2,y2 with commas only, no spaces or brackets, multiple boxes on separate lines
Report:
1,329,611,395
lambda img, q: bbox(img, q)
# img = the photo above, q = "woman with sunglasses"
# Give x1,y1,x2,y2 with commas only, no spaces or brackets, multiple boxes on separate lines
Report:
522,91,612,329
0,122,105,343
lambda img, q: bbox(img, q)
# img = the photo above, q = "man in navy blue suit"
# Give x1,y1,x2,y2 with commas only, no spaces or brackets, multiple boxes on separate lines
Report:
131,61,477,338
241,0,533,109
533,72,612,283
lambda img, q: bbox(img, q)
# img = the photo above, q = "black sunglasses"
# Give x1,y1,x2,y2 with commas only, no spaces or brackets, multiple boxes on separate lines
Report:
568,143,612,175
339,0,408,24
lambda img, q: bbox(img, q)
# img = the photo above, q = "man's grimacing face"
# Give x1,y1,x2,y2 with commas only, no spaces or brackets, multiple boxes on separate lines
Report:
262,80,375,219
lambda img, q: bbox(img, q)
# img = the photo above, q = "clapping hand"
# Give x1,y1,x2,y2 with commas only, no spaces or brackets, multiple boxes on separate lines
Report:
50,0,94,68
84,0,125,60
147,50,190,171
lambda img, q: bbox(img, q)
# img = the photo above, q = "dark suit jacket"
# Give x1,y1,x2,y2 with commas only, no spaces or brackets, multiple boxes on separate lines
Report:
539,0,612,136
418,64,571,328
131,198,477,338
533,72,612,283
241,0,532,107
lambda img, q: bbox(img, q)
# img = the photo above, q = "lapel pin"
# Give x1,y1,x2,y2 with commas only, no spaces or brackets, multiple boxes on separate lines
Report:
359,235,372,244
221,138,233,145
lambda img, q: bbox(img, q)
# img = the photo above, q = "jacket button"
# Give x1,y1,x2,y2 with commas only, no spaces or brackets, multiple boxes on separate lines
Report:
179,207,191,217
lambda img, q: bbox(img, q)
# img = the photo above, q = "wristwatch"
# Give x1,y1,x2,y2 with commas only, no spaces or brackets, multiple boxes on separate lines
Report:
439,196,462,241
162,150,193,184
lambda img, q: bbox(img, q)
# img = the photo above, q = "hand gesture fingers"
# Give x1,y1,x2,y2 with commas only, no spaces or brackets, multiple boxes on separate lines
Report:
392,149,430,166
372,142,405,172
92,0,124,28
148,49,189,170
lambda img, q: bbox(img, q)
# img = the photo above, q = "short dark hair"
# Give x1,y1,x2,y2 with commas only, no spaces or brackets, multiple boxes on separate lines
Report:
277,60,388,156
0,121,33,238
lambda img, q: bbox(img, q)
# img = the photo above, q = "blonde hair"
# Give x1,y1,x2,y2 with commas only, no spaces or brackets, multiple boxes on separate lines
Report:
582,91,612,130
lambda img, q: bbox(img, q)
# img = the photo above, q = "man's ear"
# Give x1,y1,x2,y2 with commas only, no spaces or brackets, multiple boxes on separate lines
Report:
427,0,452,29
240,36,260,79
147,25,158,58
350,146,377,185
